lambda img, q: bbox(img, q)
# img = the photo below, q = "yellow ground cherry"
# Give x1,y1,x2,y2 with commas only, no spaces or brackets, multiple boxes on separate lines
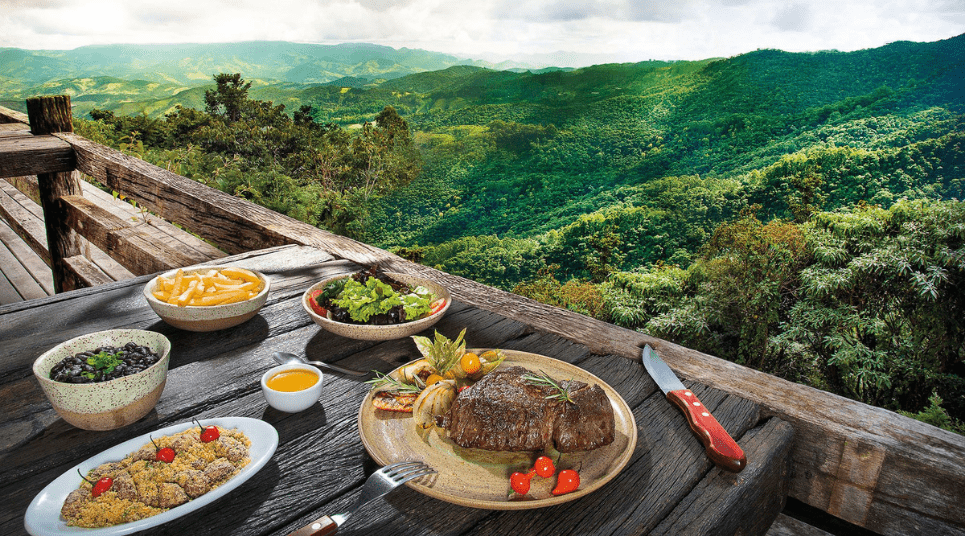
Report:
460,352,481,374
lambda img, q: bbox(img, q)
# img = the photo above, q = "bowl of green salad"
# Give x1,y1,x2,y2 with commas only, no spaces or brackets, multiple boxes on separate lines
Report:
302,266,451,340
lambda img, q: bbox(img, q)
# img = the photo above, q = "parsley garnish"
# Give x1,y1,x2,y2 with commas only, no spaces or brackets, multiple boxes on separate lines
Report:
87,351,122,376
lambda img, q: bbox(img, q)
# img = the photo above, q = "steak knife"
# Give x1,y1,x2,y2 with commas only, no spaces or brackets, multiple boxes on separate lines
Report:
642,345,747,472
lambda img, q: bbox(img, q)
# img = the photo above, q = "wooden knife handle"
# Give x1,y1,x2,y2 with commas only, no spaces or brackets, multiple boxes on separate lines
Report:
667,389,747,472
287,515,338,536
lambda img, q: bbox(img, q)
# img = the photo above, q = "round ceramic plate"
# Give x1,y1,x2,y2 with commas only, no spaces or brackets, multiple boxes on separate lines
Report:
24,417,278,536
358,350,637,510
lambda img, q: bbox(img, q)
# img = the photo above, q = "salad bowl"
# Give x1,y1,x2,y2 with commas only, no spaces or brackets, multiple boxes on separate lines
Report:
302,271,451,341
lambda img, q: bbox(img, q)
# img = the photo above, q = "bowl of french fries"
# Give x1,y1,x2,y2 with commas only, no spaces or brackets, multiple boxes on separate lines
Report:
143,265,270,332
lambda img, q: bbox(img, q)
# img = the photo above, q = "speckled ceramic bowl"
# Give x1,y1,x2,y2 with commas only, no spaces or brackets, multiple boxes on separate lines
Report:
32,329,171,431
143,265,270,332
302,272,451,341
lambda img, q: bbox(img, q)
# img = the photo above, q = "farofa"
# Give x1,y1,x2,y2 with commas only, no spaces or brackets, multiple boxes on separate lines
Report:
62,426,251,528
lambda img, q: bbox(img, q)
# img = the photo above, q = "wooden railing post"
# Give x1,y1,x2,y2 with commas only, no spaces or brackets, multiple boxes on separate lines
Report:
26,95,84,292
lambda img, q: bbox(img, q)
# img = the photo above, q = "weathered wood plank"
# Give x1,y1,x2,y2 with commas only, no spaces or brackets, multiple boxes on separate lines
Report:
4,175,40,204
79,181,227,263
651,418,793,536
61,254,114,289
0,210,53,295
0,135,75,178
0,224,47,303
0,105,30,124
5,174,226,264
0,178,51,265
60,194,202,275
0,123,30,134
766,514,833,536
0,250,24,304
21,172,219,263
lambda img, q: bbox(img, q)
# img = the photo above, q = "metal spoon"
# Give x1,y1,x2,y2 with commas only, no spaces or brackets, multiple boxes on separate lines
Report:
272,351,369,377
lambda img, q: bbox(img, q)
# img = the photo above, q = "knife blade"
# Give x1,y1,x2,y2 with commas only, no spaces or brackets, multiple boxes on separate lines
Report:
642,344,747,472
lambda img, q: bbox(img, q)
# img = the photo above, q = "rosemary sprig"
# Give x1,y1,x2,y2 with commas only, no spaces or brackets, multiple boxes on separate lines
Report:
365,371,422,394
523,370,573,404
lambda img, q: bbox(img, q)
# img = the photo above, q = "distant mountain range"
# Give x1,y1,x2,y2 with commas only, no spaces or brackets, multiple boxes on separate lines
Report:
0,41,569,116
0,41,541,87
2,36,963,122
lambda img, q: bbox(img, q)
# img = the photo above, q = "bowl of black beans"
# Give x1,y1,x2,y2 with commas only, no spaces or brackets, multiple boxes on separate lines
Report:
32,329,171,431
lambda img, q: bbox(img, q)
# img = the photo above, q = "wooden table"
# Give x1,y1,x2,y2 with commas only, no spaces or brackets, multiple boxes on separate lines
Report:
1,245,794,536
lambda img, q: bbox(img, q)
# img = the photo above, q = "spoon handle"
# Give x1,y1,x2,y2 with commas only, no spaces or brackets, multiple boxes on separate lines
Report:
272,352,368,376
305,360,369,376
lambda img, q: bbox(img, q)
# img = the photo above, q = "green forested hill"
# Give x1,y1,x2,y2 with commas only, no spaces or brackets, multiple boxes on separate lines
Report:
357,34,963,252
28,34,964,430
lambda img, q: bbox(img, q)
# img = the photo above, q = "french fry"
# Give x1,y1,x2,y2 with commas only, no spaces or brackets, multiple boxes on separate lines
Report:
170,269,186,297
220,267,259,284
157,277,172,292
176,280,200,306
198,289,248,306
212,281,258,291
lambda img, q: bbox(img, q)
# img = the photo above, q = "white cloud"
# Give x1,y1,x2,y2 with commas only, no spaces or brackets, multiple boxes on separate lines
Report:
0,0,961,64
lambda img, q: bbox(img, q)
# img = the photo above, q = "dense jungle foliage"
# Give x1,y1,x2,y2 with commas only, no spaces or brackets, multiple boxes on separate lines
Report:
74,34,965,432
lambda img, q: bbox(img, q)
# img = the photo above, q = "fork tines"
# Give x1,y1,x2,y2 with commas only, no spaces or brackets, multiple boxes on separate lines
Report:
383,461,435,482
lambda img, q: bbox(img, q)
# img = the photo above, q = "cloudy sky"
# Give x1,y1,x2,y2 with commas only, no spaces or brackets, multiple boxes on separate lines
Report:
1,0,963,66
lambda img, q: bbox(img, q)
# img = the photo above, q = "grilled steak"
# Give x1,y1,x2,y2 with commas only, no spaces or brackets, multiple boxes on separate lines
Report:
441,365,615,452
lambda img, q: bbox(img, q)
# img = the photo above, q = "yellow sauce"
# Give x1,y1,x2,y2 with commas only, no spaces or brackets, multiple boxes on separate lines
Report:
267,369,319,392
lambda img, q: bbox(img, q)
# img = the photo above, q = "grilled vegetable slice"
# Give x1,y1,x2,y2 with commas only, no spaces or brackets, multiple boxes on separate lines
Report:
412,380,457,429
372,391,417,413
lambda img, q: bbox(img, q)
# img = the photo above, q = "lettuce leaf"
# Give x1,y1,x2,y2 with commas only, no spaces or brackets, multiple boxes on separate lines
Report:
331,277,436,323
333,278,402,322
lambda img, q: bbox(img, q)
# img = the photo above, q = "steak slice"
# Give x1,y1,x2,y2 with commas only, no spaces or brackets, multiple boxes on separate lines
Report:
553,380,616,452
442,365,616,453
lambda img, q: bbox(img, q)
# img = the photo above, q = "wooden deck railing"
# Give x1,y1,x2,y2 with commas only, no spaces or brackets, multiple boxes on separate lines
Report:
1,96,964,536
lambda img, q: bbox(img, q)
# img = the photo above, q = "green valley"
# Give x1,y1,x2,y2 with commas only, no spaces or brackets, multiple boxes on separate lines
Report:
4,35,963,431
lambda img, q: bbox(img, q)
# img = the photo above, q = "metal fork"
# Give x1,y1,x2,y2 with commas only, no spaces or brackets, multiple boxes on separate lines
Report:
287,461,436,536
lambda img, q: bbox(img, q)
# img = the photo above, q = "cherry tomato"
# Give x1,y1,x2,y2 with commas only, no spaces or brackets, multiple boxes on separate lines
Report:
150,435,176,463
534,456,556,478
308,289,328,317
193,418,220,442
428,298,446,316
92,477,113,497
156,447,175,463
552,469,580,495
425,373,444,387
200,426,220,442
510,470,536,495
78,469,113,497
